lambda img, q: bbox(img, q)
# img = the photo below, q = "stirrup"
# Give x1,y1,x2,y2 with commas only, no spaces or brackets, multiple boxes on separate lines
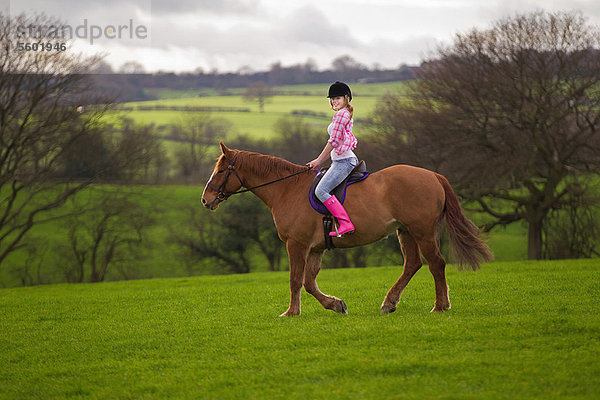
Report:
330,221,354,238
333,222,341,238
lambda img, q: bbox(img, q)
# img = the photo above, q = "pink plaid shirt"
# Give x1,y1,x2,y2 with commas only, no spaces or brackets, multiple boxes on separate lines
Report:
327,108,357,156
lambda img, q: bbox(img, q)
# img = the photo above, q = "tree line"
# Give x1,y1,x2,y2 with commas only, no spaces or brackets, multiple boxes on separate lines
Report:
89,57,420,102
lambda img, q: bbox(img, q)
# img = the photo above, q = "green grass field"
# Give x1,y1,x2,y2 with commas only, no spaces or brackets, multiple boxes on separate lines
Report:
1,259,598,399
112,94,379,138
109,82,405,140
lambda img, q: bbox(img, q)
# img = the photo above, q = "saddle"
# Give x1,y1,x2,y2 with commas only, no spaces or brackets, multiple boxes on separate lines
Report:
309,160,369,215
309,161,369,250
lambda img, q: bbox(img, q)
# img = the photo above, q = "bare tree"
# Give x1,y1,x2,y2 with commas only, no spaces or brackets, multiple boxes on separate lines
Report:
331,55,364,72
270,116,324,164
118,61,146,74
542,178,600,259
170,196,284,273
243,81,274,112
369,11,600,259
0,12,153,268
59,188,154,283
171,206,253,274
0,12,104,266
225,196,284,271
111,118,169,184
8,238,51,286
171,114,230,183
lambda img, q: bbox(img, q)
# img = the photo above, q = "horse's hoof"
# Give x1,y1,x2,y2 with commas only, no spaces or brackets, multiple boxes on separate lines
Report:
430,305,451,313
336,300,348,314
380,305,396,314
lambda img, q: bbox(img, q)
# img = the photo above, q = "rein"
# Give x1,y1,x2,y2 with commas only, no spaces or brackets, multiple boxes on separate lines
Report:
208,152,312,201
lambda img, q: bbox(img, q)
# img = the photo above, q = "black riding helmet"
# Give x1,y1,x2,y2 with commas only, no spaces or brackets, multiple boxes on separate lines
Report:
327,81,352,101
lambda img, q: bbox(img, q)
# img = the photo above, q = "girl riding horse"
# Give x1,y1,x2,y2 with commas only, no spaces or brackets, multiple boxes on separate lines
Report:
307,81,358,237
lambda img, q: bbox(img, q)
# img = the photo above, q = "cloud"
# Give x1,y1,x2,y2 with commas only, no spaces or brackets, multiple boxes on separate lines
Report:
357,36,438,66
11,0,261,18
118,5,365,71
132,4,436,71
149,0,261,16
13,0,600,73
279,6,358,47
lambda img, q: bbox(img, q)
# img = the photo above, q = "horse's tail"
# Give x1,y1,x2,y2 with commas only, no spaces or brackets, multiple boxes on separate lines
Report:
435,173,494,270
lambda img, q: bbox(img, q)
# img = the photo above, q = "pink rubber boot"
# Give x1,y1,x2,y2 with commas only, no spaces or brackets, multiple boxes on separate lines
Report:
323,195,355,237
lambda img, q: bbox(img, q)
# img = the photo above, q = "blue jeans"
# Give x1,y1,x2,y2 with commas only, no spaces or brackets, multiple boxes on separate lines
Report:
315,157,359,203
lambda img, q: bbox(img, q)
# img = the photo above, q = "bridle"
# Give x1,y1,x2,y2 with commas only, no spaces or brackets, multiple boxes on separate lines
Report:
206,152,312,206
207,152,245,202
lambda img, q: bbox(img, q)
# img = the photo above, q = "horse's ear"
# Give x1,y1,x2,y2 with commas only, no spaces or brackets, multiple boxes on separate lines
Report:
219,142,232,156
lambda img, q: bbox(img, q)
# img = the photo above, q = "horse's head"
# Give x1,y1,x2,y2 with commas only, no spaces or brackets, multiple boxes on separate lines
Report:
202,142,244,210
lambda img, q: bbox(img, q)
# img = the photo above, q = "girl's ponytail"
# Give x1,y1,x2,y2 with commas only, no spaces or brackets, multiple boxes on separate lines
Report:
345,96,354,119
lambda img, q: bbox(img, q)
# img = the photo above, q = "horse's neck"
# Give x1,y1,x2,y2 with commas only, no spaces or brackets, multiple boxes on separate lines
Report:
246,180,278,210
239,155,303,209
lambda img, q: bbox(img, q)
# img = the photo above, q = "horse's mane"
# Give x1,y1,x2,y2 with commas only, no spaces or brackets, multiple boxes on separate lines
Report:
235,150,306,180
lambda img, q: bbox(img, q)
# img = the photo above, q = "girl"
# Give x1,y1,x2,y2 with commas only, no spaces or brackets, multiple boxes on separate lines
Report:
307,81,358,237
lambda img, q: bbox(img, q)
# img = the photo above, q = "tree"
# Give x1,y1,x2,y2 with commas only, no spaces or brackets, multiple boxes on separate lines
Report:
369,11,600,259
118,61,146,74
243,81,274,112
0,12,103,266
331,55,364,72
90,60,114,74
170,196,284,273
270,116,324,164
542,178,600,259
171,114,230,183
0,12,154,268
59,188,154,283
110,118,169,184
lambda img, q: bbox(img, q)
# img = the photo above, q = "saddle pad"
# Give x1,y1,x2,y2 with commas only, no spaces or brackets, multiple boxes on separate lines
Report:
309,162,369,215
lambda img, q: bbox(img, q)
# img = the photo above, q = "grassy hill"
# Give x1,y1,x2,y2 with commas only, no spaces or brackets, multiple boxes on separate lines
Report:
1,259,598,399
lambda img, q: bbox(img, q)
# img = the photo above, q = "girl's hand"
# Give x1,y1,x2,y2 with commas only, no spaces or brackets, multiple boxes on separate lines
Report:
306,159,321,169
308,142,333,169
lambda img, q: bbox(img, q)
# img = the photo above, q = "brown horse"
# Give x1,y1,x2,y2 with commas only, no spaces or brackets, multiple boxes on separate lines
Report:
202,143,493,316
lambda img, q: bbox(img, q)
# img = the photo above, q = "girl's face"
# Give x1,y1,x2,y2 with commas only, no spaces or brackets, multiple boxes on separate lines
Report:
330,96,346,111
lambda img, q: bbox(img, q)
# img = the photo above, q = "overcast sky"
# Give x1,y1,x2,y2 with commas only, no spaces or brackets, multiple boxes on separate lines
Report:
7,0,600,73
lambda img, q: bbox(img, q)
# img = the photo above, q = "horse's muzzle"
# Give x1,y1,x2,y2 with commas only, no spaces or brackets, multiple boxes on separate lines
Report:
202,196,220,210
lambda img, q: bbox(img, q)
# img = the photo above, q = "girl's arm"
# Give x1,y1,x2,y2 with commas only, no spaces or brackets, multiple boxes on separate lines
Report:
307,142,334,169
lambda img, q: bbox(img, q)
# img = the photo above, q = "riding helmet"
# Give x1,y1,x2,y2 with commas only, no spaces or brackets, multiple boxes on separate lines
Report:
327,81,352,101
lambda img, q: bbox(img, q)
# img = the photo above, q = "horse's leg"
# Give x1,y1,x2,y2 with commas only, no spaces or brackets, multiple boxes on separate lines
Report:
303,250,348,314
418,237,451,312
381,230,423,313
279,239,308,317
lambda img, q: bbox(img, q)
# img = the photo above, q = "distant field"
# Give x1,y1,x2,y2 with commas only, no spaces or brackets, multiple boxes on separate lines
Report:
1,259,598,399
110,81,408,140
114,95,379,139
103,82,408,171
